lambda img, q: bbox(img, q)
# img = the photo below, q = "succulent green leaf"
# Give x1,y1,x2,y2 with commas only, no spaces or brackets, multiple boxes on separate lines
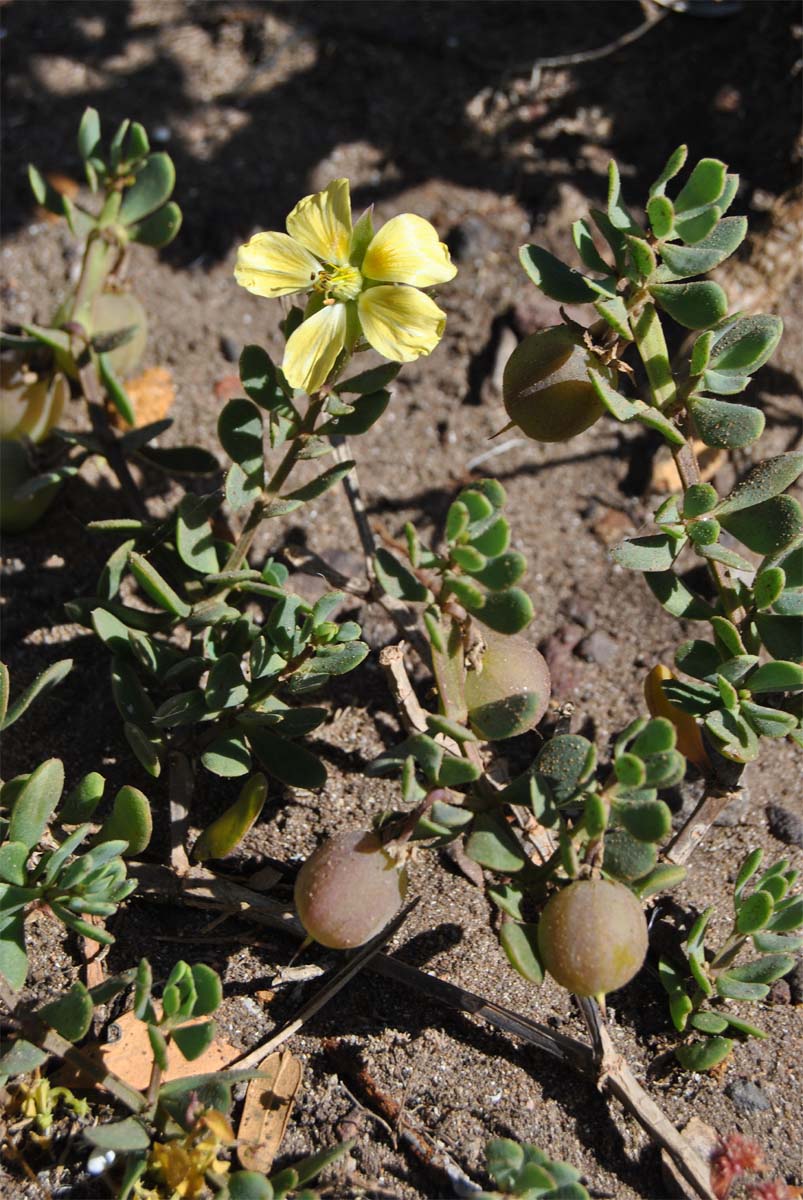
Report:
200,734,252,778
594,294,633,339
372,552,429,609
633,718,677,758
286,460,355,502
603,829,657,882
518,244,596,303
625,235,656,279
690,333,715,377
0,914,28,992
321,388,390,436
647,194,674,238
124,723,162,779
137,443,219,477
650,281,728,330
657,217,744,279
674,157,726,212
644,571,714,621
126,202,182,248
152,689,207,729
715,453,803,516
228,1172,274,1200
737,889,774,934
632,863,687,899
469,551,526,592
688,395,765,450
698,542,755,573
650,145,688,197
721,496,803,556
470,515,511,557
111,657,154,728
171,1020,216,1062
755,614,803,662
735,847,764,896
0,843,29,886
705,707,760,762
451,544,487,573
218,398,264,476
77,107,101,161
617,798,671,842
0,658,73,731
614,753,645,789
535,735,595,805
176,496,220,574
674,205,721,246
708,314,783,374
754,567,786,610
689,1011,729,1035
716,974,769,1001
247,726,325,789
588,368,639,420
128,552,190,618
119,153,176,223
84,1118,151,1153
469,588,533,634
675,1037,733,1072
335,362,400,394
748,660,803,692
752,931,803,953
606,159,639,233
206,654,249,710
8,759,64,851
436,752,481,787
37,982,93,1042
466,813,528,873
572,218,611,273
611,534,680,573
96,786,152,856
727,953,796,985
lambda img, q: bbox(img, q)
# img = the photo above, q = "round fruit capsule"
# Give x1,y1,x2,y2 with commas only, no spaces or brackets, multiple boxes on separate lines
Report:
294,830,408,949
537,878,648,997
465,630,551,741
503,325,609,443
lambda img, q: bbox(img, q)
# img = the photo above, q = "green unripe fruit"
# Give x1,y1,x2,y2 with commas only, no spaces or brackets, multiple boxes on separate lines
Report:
465,631,551,741
294,830,408,949
503,326,608,443
537,878,648,997
90,291,148,378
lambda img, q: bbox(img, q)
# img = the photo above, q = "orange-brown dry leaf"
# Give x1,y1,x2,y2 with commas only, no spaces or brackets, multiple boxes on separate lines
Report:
35,173,80,222
651,440,726,493
108,366,175,429
55,1011,240,1092
237,1050,302,1174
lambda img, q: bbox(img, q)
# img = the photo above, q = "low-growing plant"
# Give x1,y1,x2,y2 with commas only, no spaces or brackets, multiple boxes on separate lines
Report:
660,848,802,1071
0,107,212,533
3,117,802,1200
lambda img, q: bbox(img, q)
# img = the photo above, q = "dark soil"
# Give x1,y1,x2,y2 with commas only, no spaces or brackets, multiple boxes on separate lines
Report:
1,3,802,1199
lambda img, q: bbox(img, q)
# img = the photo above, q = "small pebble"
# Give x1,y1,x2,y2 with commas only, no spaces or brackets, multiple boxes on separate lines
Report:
787,958,803,1005
768,978,791,1006
725,1078,770,1114
577,630,619,667
766,804,803,848
220,334,239,363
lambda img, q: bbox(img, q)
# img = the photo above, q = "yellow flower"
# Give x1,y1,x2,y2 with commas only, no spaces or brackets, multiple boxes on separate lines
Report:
235,178,456,393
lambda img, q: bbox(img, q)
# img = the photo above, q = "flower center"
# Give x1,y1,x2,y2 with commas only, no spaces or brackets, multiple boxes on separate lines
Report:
315,264,363,302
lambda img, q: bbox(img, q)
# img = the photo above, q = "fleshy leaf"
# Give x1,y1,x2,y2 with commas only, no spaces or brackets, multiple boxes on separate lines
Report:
518,244,596,303
650,281,728,330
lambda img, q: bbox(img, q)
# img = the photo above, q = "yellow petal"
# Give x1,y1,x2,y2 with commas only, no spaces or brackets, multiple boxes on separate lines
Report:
283,302,347,393
362,214,457,286
358,285,447,362
286,178,352,265
234,231,319,298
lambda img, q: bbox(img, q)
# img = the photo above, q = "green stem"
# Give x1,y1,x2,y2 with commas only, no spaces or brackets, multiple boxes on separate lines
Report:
69,233,114,329
213,394,327,586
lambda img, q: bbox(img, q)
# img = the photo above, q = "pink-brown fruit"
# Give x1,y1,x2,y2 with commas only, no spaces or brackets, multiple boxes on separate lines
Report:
503,326,608,443
465,631,551,741
294,830,408,949
537,878,648,997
